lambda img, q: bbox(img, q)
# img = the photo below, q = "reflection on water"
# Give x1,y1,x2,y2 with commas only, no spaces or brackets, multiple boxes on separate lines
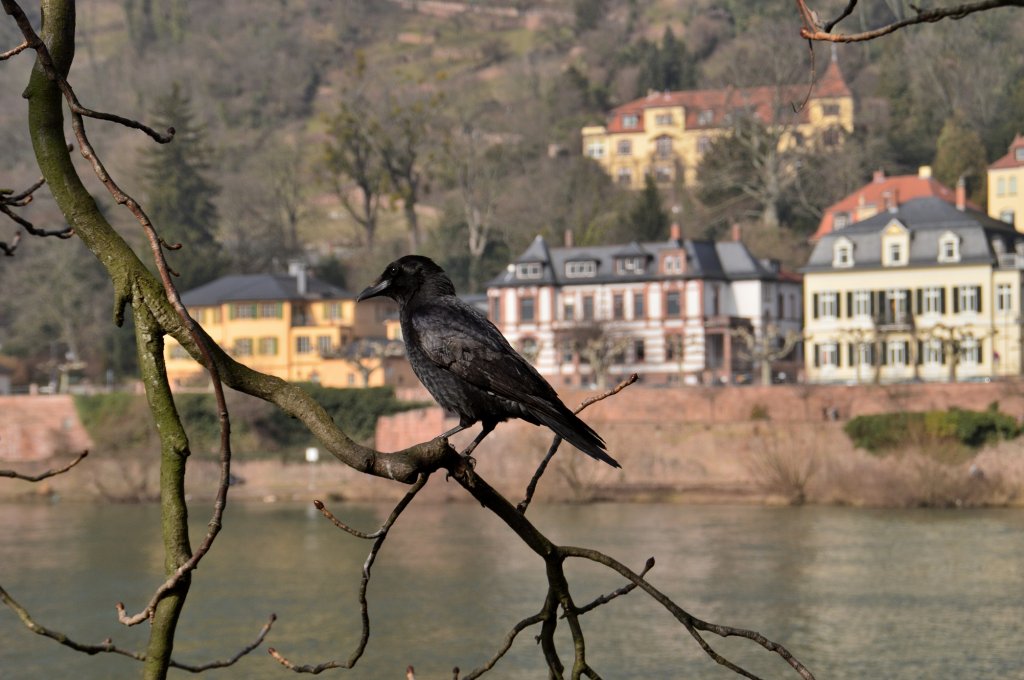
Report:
1,500,1023,679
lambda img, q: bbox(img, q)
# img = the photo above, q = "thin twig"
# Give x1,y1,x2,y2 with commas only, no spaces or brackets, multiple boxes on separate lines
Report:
0,583,275,672
572,556,655,617
797,0,1024,42
0,450,88,481
269,473,431,673
517,373,637,514
0,39,27,60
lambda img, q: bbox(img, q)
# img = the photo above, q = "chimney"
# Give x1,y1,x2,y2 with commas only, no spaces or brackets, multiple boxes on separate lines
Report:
884,189,899,213
872,169,885,183
731,223,741,242
918,165,932,179
670,222,681,241
564,228,574,248
288,260,308,295
956,176,966,212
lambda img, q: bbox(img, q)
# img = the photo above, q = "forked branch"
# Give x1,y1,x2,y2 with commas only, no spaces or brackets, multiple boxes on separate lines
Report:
796,0,1024,42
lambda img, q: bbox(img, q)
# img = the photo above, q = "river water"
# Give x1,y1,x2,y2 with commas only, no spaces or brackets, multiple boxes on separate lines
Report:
1,500,1022,679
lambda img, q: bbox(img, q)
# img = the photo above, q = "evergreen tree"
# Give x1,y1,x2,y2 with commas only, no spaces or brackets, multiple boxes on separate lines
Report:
628,175,669,242
139,83,226,290
636,28,698,95
933,117,989,205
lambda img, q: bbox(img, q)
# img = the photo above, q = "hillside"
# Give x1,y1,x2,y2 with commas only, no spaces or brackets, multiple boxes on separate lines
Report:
1,0,1023,385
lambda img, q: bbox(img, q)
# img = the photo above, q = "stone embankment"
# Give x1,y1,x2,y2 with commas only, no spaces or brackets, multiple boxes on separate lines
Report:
4,382,1024,505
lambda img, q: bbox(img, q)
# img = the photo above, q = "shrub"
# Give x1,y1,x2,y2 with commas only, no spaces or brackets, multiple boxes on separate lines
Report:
844,407,1021,454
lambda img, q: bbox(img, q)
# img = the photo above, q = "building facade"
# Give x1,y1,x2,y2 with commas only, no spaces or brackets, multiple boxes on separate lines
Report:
486,228,802,387
803,196,1024,384
581,57,853,189
164,266,417,389
988,133,1024,230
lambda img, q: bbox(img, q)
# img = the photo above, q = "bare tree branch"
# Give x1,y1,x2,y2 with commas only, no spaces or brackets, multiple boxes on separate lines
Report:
269,474,431,673
797,0,1024,43
0,177,73,256
0,450,88,481
0,38,27,59
0,583,275,672
518,373,637,514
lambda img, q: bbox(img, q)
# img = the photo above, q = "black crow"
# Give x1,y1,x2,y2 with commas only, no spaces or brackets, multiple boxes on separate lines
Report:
356,255,620,468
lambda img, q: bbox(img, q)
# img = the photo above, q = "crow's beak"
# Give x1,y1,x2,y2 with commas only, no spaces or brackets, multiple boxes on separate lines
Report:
356,278,389,302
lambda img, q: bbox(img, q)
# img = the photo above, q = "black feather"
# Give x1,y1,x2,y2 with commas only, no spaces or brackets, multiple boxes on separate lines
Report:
357,255,620,467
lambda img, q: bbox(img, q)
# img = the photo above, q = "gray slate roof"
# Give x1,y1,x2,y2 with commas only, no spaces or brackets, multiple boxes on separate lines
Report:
180,274,351,306
803,197,1022,272
490,234,783,288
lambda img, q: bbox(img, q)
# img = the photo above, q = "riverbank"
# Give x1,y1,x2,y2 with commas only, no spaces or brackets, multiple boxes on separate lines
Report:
3,383,1024,506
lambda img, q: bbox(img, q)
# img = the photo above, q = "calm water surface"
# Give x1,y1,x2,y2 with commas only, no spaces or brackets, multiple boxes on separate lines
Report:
1,500,1022,679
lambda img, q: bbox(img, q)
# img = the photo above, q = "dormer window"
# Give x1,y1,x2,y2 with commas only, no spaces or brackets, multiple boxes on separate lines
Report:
833,238,854,268
882,221,909,267
697,109,713,125
622,113,639,129
887,242,904,265
1016,147,1024,162
565,260,597,278
833,212,849,229
516,262,542,279
938,232,961,263
663,254,683,275
615,256,646,274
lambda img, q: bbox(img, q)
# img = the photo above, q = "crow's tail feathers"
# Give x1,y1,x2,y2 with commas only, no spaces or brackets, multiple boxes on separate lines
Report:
535,408,621,468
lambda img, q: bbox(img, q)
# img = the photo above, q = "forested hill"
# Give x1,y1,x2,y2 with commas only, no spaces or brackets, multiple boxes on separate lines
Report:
1,0,1023,384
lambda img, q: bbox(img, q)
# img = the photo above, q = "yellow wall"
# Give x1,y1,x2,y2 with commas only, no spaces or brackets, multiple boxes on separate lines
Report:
164,297,396,389
803,263,1024,382
581,95,853,190
988,166,1024,231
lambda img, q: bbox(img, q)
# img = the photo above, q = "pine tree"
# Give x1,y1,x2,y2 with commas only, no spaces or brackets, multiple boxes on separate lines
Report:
933,117,989,205
629,175,669,241
139,83,226,290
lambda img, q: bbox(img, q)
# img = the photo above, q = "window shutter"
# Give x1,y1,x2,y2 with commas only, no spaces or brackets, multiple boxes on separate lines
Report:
880,340,888,365
940,287,946,314
847,292,853,317
915,288,922,315
902,341,910,364
875,291,885,318
814,344,820,368
975,285,982,313
848,343,854,366
917,340,923,365
904,290,912,315
952,287,959,313
812,293,819,319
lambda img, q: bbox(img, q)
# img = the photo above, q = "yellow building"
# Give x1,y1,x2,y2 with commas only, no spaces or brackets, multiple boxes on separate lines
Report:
164,267,417,389
988,133,1024,230
581,55,853,189
802,196,1024,383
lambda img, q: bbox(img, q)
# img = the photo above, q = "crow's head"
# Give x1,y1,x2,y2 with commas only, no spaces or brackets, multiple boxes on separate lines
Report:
356,255,456,305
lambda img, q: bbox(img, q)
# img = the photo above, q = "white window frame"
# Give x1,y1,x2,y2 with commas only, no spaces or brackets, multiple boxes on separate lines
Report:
996,283,1013,313
616,167,632,186
622,114,639,129
851,290,871,318
565,260,597,278
516,262,542,279
887,341,907,367
616,256,646,274
616,139,632,156
958,285,979,314
961,337,980,365
922,286,943,315
819,343,839,369
818,292,838,319
654,136,673,158
654,113,673,126
585,141,605,159
938,232,960,263
833,239,854,268
923,339,943,365
887,241,904,265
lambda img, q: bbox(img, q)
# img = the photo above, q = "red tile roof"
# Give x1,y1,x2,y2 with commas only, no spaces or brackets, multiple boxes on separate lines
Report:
604,61,850,135
989,133,1024,170
810,170,979,241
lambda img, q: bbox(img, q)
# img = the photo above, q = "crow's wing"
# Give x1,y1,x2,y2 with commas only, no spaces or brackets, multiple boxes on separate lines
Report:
409,298,619,467
410,299,555,403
